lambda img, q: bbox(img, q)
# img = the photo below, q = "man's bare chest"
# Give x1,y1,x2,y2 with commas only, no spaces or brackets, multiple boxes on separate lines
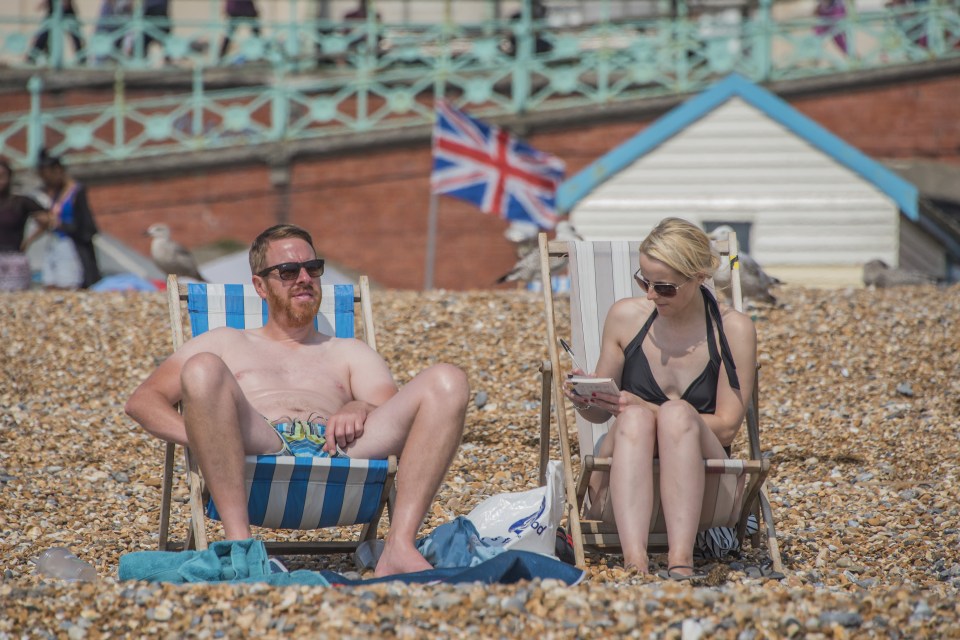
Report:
223,340,346,392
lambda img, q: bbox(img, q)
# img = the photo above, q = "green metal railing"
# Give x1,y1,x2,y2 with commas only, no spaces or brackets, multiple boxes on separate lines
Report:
1,1,957,169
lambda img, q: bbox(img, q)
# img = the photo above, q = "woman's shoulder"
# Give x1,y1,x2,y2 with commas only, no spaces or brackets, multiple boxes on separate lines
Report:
609,296,654,318
717,304,757,340
605,296,655,332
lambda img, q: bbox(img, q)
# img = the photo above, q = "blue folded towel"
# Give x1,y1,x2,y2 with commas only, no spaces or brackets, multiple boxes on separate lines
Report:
416,516,506,568
118,539,329,586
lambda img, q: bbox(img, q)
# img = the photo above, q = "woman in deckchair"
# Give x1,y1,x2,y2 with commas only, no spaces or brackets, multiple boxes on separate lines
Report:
564,217,757,579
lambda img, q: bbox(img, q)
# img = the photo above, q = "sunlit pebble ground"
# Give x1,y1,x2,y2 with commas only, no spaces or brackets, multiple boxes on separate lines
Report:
1,285,959,637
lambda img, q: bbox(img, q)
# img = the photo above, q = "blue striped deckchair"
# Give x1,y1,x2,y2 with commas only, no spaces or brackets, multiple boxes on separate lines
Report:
158,275,396,554
535,232,782,572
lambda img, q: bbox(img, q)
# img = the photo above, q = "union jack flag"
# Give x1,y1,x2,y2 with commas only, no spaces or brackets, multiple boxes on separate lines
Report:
430,100,565,229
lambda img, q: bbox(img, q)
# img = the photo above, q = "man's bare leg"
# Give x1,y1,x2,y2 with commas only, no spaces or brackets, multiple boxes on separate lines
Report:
347,363,469,576
180,352,285,540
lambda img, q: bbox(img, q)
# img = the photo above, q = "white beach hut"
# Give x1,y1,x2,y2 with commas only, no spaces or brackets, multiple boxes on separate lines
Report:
557,74,960,287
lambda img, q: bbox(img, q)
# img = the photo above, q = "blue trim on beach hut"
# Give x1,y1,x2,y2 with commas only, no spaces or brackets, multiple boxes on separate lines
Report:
557,74,918,220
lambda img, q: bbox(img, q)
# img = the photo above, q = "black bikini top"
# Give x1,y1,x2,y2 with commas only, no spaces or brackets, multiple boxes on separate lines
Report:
620,286,740,415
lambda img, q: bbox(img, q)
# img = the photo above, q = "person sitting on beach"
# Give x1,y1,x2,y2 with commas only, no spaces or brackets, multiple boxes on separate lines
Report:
563,217,756,579
125,223,469,577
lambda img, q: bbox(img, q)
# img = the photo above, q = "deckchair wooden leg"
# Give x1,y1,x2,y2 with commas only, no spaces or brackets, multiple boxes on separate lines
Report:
760,489,784,574
538,360,553,487
158,442,176,550
184,449,209,551
183,520,196,551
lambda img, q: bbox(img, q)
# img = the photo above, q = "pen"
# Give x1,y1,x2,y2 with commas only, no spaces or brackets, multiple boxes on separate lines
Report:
558,338,585,372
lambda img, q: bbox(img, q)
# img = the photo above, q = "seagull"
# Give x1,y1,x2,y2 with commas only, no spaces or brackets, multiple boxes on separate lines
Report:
708,226,782,306
145,223,206,282
862,259,936,288
495,221,582,286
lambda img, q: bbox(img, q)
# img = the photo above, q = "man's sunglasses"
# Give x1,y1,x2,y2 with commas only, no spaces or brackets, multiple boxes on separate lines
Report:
633,268,690,298
257,259,325,281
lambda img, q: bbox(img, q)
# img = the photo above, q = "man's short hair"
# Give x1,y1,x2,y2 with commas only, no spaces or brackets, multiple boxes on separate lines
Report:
249,224,317,275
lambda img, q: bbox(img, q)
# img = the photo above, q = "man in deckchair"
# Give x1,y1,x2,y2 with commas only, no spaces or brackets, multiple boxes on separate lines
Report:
126,223,469,577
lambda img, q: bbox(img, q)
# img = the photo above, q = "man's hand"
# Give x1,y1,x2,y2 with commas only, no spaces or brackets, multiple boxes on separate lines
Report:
325,400,371,454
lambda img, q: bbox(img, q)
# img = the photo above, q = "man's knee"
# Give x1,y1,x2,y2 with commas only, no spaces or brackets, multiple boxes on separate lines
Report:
180,352,231,398
421,363,470,407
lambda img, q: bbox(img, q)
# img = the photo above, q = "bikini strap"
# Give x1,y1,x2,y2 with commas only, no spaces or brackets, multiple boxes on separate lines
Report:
701,286,740,390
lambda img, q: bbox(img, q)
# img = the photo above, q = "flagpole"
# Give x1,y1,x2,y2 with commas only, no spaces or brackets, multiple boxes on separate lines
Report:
424,191,439,290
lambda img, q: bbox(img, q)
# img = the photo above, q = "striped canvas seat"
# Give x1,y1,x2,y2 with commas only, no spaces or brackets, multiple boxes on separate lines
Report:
535,233,782,572
158,276,395,554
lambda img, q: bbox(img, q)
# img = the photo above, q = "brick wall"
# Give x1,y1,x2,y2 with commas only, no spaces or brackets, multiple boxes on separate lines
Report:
76,72,960,290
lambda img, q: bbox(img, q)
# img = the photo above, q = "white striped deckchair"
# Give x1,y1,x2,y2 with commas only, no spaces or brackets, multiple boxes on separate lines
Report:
536,232,782,572
157,275,396,555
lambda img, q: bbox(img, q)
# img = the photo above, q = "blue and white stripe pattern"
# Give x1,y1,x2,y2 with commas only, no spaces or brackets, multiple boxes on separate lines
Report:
185,283,390,530
206,457,391,529
186,283,355,337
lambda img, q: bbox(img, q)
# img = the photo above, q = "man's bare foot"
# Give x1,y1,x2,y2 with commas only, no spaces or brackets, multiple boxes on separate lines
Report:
374,540,433,577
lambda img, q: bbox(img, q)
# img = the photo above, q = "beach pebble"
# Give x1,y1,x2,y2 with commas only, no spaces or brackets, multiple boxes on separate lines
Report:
1,285,958,637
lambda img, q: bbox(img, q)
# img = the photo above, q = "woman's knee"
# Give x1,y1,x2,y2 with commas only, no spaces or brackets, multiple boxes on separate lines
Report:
180,352,231,397
613,405,656,446
657,400,700,439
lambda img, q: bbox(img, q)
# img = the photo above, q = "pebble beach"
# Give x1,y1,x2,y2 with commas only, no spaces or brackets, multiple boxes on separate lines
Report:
1,284,959,638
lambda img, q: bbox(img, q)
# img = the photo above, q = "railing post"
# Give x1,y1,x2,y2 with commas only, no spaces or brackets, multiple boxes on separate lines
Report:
434,1,451,102
754,0,773,82
27,76,44,166
287,0,300,63
597,0,610,103
50,0,65,71
192,66,204,139
927,0,946,55
366,0,379,68
271,67,288,141
113,68,125,157
511,0,532,114
132,0,145,68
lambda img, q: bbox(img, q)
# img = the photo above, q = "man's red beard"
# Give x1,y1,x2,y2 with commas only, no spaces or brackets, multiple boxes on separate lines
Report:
265,282,322,327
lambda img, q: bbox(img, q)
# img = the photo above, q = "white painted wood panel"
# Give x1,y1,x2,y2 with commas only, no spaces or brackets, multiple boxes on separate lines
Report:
571,97,901,270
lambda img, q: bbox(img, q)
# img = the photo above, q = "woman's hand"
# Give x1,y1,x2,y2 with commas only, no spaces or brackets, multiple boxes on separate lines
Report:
562,368,591,410
589,389,658,418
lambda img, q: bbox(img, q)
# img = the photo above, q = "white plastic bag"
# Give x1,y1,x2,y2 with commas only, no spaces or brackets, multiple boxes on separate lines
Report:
465,460,564,556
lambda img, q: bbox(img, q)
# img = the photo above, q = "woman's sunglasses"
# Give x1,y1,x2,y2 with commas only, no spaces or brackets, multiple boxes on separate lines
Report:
257,259,325,281
633,268,690,298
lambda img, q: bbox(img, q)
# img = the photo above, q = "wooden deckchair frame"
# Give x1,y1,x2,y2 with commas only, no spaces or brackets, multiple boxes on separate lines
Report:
157,274,396,554
537,232,783,572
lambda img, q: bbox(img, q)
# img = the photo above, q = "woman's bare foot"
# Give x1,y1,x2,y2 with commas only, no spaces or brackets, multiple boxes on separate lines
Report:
374,539,433,577
623,562,650,576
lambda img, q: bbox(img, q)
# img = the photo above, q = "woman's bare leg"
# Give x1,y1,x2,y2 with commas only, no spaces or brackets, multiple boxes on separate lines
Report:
656,400,727,575
602,405,657,573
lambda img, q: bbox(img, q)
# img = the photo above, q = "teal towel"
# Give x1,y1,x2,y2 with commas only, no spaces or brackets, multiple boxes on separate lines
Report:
118,539,330,586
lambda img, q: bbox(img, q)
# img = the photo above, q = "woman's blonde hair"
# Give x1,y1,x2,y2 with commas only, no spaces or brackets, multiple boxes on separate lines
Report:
639,217,719,278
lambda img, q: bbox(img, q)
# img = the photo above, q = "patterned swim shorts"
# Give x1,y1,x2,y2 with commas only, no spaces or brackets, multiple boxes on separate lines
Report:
268,416,348,458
